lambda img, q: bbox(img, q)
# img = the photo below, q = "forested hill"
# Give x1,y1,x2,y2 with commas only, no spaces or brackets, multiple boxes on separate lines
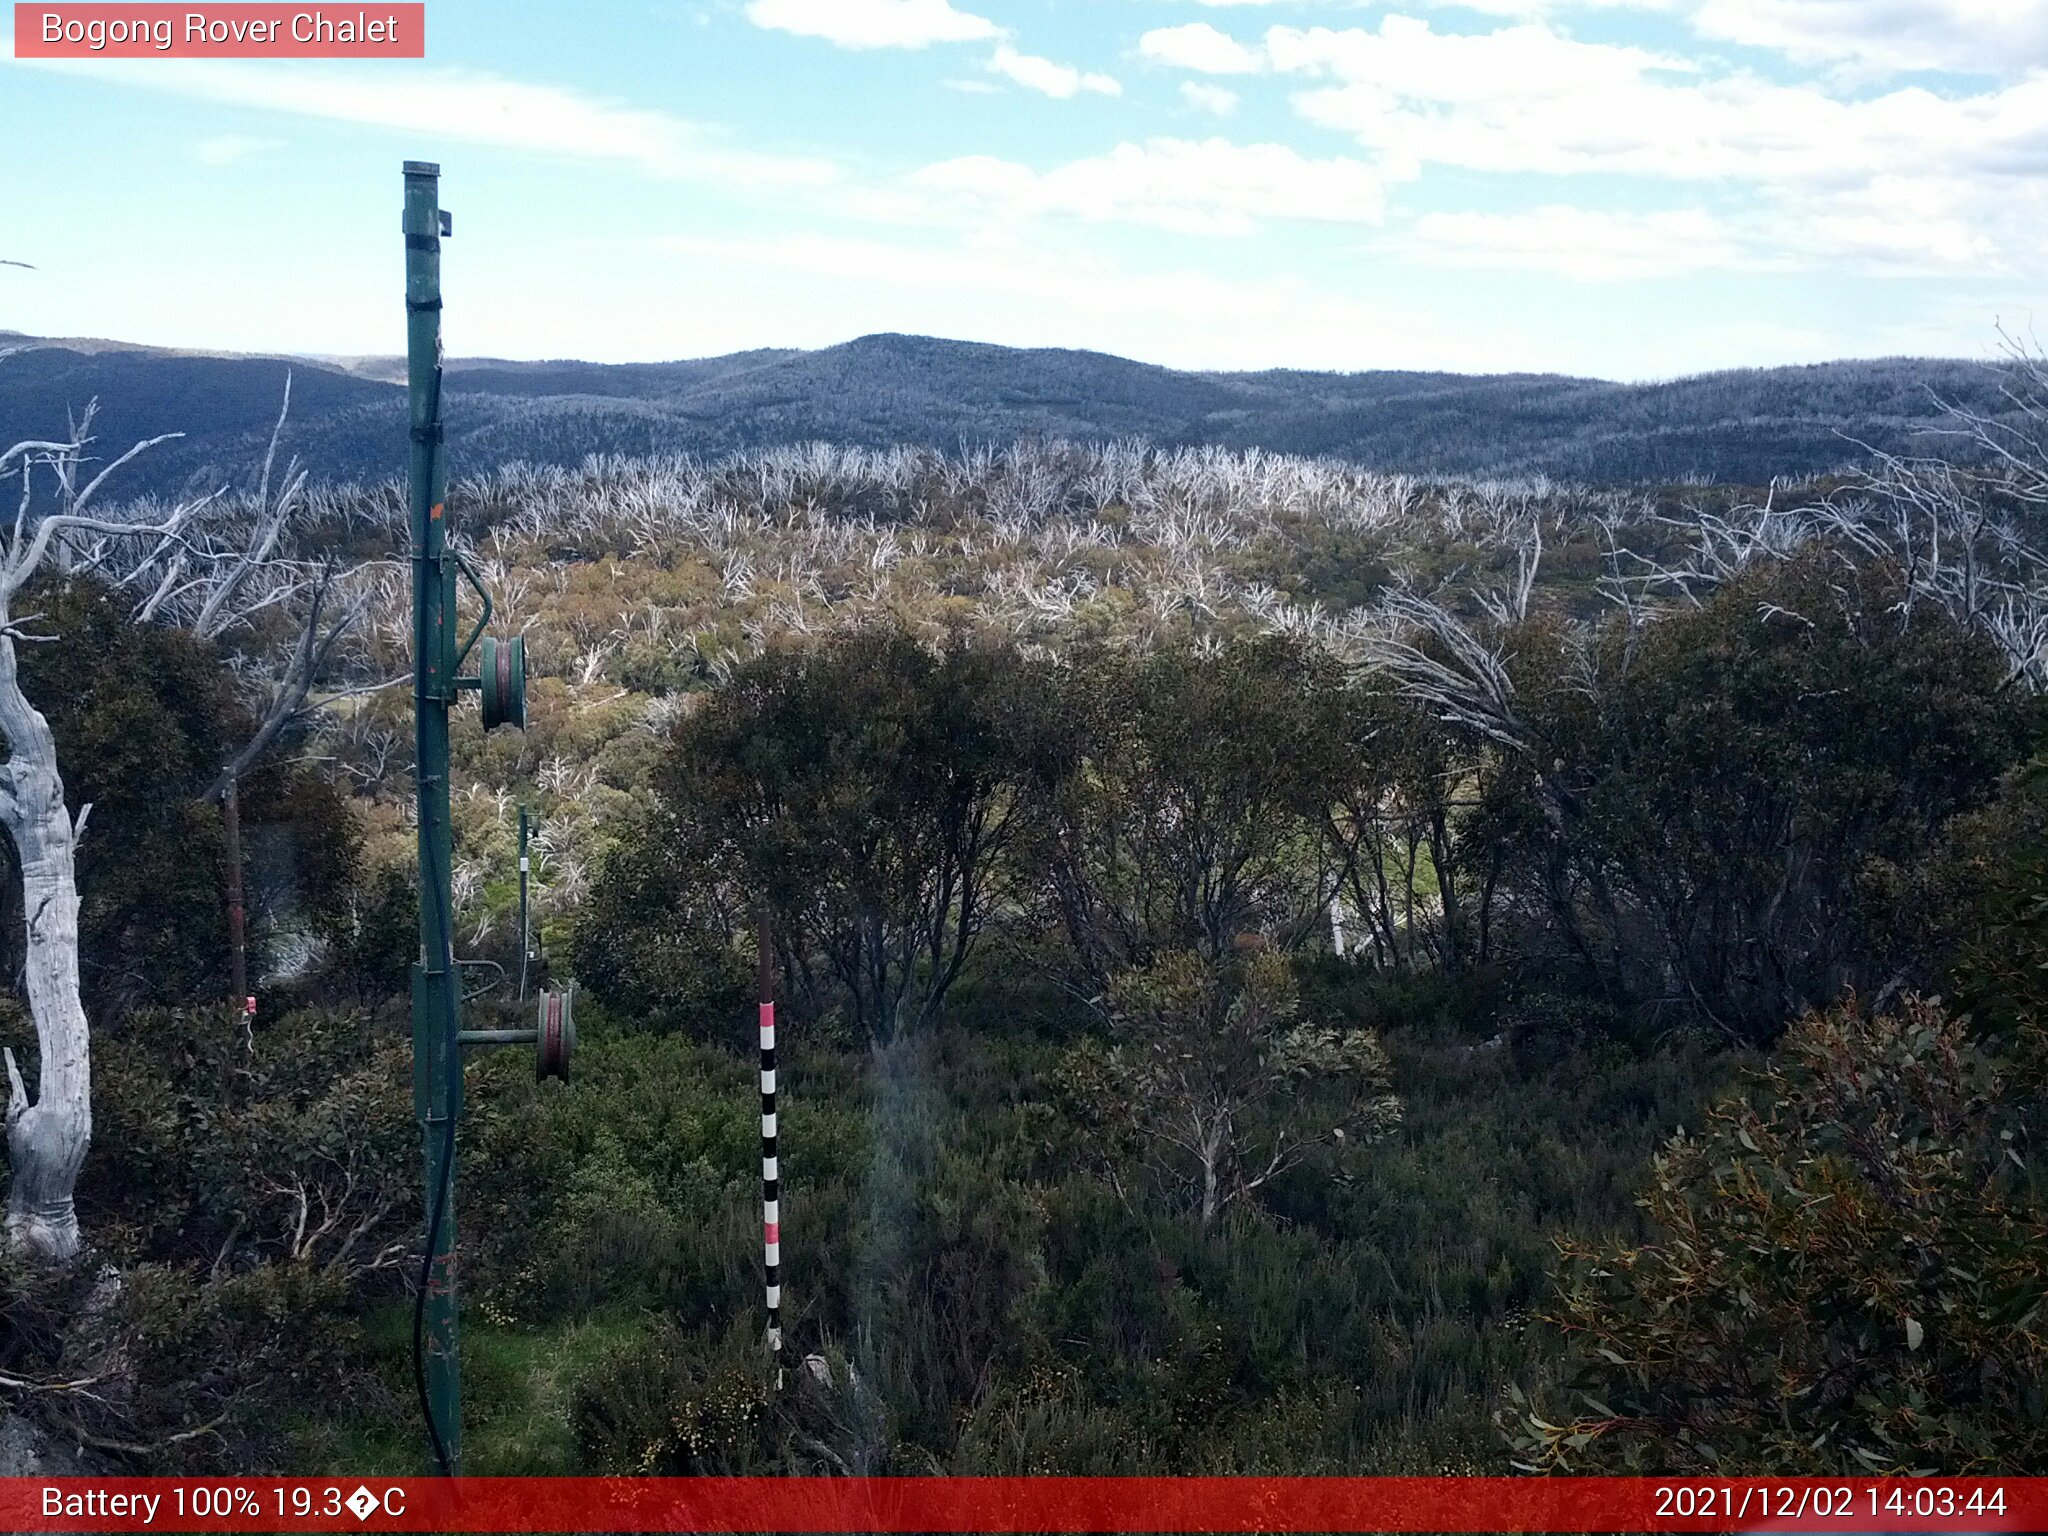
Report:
0,328,2005,496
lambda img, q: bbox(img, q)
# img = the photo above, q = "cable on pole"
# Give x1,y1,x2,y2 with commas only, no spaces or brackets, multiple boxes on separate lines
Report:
413,829,461,1478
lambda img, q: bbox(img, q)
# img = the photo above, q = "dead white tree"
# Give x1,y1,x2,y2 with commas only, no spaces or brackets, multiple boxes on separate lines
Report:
1361,587,1534,755
93,384,397,1001
0,408,213,1259
172,387,384,805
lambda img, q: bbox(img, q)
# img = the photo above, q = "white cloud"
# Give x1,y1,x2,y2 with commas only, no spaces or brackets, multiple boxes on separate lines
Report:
1154,17,2048,192
745,0,1120,106
1265,19,1695,105
1402,206,1761,279
1138,23,1267,74
1804,209,2001,268
1690,0,2048,78
1178,0,1678,11
1181,82,1242,116
986,44,1121,98
1402,0,1680,12
1291,49,2048,187
742,0,999,50
1791,174,2009,271
1401,187,2009,281
908,137,1387,235
197,134,282,165
10,59,839,188
1130,13,2044,276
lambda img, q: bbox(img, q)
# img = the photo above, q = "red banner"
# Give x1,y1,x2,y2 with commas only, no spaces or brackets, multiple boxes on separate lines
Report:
13,5,425,58
0,1477,2041,1532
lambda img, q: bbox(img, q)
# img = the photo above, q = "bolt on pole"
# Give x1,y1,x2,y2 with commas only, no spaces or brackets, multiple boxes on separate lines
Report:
404,158,462,1476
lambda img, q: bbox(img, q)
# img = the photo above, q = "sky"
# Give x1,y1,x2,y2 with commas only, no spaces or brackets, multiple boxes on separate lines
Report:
0,0,2043,380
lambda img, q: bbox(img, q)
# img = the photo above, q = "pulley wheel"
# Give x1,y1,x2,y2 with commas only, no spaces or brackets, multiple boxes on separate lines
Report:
536,985,575,1082
480,635,527,732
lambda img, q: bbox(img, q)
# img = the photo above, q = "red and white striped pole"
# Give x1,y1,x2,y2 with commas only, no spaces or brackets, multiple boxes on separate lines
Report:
758,913,783,1375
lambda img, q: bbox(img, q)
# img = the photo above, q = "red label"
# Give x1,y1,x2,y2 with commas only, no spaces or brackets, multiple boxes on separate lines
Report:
14,5,426,57
0,1477,2039,1532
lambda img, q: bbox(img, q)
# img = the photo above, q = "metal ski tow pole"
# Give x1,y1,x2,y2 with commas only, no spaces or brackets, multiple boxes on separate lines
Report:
404,160,551,1476
403,158,463,1477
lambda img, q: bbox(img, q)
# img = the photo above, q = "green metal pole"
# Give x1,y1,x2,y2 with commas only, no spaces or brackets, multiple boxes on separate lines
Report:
404,159,462,1475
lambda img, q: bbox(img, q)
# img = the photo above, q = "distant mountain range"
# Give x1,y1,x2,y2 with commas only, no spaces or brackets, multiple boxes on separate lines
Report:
0,329,2011,498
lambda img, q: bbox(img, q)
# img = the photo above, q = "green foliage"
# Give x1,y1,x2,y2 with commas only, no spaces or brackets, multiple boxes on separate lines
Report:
29,417,2048,1484
570,803,753,1047
0,1006,416,1468
0,576,359,1017
1506,996,2047,1474
532,556,2038,1478
0,1243,381,1471
427,976,1734,1477
1516,556,2026,1044
86,1004,415,1278
317,860,417,1005
1031,636,1349,985
463,1015,865,1326
639,625,1052,1043
1321,685,1489,975
1248,521,1393,611
1065,951,1399,1225
572,1318,783,1474
1944,752,2048,1099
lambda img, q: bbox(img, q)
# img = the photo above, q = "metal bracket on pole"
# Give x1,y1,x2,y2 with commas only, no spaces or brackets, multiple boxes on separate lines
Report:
450,547,494,675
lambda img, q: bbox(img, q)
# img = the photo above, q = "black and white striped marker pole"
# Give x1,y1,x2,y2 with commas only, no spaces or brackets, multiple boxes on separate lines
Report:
758,914,783,1379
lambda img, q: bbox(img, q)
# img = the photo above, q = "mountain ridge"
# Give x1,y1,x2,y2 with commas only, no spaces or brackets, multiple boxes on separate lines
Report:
0,329,2005,496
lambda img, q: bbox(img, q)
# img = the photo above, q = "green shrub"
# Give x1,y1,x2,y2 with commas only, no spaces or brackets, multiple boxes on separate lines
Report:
12,1004,411,1470
2,576,360,1019
87,1005,415,1275
571,805,753,1048
1506,996,2048,1474
1512,556,2027,1044
572,1319,781,1474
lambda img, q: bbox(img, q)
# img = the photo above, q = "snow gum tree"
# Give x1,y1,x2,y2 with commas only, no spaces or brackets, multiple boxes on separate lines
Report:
0,413,206,1259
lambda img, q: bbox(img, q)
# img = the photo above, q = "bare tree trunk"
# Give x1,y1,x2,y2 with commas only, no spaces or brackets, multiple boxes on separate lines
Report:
1431,804,1465,975
1199,1118,1224,1228
0,619,89,1261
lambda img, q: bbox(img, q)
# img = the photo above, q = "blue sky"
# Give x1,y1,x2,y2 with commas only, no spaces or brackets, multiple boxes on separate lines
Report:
0,0,2041,379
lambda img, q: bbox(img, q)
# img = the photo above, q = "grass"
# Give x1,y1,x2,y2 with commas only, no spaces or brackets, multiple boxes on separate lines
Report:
299,1304,655,1476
